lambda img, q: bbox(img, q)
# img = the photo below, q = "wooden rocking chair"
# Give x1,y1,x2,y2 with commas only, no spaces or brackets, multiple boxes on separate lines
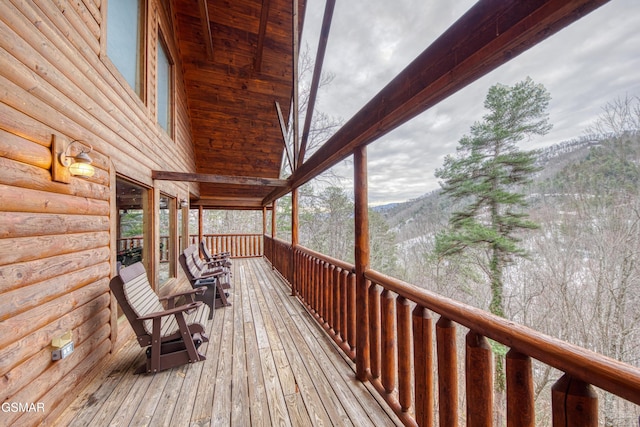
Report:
179,245,231,318
200,240,232,283
110,262,210,374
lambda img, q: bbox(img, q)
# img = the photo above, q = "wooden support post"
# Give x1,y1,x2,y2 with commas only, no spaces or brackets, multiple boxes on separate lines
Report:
507,349,535,427
466,331,493,427
354,145,370,381
437,317,458,427
271,201,277,269
291,188,298,295
413,305,434,426
551,375,598,427
262,206,267,235
198,205,204,248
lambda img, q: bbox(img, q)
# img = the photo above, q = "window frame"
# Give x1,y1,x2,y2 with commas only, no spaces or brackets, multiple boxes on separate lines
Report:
156,31,174,138
103,0,147,103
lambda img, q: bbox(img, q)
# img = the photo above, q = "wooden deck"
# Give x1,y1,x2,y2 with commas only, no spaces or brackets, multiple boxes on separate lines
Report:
56,258,401,426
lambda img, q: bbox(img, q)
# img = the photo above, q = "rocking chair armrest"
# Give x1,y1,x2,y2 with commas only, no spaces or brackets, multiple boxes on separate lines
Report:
198,268,226,279
159,288,205,302
137,301,203,321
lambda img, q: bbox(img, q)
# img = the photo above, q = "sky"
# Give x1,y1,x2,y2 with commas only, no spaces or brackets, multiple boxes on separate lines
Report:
299,0,640,205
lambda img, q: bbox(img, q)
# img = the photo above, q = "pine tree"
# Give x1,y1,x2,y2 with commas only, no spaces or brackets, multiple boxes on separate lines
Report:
435,77,551,317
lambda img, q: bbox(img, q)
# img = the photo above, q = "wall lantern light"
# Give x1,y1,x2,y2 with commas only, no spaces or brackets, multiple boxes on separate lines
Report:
51,136,96,183
61,140,95,178
179,198,189,208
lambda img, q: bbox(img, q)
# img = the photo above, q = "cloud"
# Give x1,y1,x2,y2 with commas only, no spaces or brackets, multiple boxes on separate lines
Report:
302,0,640,204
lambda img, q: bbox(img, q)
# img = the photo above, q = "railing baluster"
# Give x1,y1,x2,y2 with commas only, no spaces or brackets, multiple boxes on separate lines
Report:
506,349,534,427
333,266,341,339
347,272,356,352
340,269,348,346
369,283,381,379
436,317,458,427
413,305,433,427
397,296,412,413
328,264,335,332
381,289,397,394
466,331,493,427
315,259,321,318
551,375,598,427
322,261,329,324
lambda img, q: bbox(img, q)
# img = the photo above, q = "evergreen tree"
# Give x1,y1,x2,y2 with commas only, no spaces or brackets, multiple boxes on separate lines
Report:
435,77,551,318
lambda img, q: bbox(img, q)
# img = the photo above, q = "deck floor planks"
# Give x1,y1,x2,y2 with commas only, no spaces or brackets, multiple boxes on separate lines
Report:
255,259,400,427
62,340,140,427
255,262,359,426
239,264,272,427
209,291,235,426
187,294,226,426
57,258,402,427
245,260,292,427
231,264,250,427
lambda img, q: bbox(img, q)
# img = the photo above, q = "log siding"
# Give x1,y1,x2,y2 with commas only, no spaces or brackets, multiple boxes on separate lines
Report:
0,1,195,425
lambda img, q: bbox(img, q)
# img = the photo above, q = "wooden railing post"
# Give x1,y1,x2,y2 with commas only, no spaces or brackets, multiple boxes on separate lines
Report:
551,375,598,427
413,305,433,427
397,296,412,413
348,272,356,352
436,317,458,427
333,266,341,339
507,349,534,427
381,289,397,394
369,284,381,379
466,331,493,427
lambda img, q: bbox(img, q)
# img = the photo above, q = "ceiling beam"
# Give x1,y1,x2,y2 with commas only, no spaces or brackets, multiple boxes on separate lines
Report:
199,0,214,61
152,171,289,187
254,0,271,72
263,0,609,205
190,197,271,210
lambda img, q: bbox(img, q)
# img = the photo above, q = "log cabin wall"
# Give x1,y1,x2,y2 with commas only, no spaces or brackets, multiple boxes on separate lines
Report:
0,1,195,425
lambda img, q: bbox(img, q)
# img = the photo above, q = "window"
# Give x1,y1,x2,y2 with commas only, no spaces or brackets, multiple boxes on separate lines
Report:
157,35,173,135
158,194,175,286
116,178,149,271
106,0,145,98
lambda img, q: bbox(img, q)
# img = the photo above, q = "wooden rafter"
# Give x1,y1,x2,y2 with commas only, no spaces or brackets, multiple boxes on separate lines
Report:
275,101,293,173
263,0,609,205
298,0,335,168
152,171,288,187
254,0,271,72
199,0,214,61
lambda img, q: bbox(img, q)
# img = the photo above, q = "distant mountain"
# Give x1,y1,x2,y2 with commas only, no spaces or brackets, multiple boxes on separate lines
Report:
380,134,639,237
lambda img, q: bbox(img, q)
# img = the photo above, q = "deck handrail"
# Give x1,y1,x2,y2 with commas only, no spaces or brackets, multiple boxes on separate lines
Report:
365,268,640,406
190,233,263,258
263,237,640,426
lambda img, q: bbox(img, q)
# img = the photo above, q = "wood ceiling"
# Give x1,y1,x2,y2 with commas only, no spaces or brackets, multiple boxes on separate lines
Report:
165,0,609,210
170,0,303,208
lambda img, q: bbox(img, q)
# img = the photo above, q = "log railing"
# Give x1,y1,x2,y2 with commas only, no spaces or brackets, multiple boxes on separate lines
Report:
263,235,293,283
264,241,640,427
190,233,263,258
